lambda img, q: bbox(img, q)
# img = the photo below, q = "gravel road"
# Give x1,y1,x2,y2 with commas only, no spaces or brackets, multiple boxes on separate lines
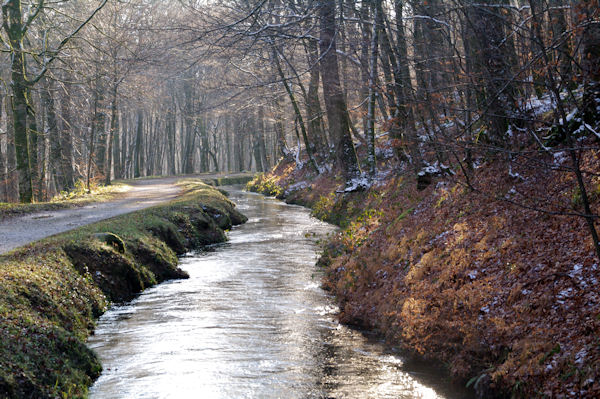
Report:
0,175,244,254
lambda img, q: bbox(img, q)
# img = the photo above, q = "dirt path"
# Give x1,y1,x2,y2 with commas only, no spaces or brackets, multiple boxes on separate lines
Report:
0,174,249,254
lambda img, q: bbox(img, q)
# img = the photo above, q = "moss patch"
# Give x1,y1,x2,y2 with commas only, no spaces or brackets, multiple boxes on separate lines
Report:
0,181,246,398
201,173,255,187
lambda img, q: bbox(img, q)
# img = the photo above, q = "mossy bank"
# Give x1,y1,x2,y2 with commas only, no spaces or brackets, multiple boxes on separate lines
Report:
0,181,247,398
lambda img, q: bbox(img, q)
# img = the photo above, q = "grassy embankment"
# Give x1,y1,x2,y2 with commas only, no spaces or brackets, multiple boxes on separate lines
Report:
0,180,247,398
248,154,600,398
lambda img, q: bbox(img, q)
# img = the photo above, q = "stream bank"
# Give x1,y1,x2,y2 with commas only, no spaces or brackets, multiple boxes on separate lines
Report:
247,158,600,398
0,181,246,398
88,188,472,399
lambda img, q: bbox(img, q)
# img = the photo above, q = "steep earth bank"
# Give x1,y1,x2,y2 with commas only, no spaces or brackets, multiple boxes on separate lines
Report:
248,156,600,398
0,181,246,398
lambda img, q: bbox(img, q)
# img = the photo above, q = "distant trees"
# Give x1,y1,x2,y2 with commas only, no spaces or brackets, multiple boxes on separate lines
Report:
0,0,598,244
1,0,107,202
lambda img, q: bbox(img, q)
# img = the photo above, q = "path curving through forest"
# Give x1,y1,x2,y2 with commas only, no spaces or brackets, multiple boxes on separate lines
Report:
0,174,250,254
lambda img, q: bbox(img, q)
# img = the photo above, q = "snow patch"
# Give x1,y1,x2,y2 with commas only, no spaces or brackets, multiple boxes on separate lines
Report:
568,263,583,278
418,161,453,177
343,175,371,192
524,94,555,116
559,108,578,126
375,145,395,159
472,158,485,169
553,151,569,165
285,181,309,195
556,287,574,304
575,348,587,366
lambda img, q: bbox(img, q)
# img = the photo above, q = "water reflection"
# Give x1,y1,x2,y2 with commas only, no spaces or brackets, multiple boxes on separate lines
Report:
88,189,471,399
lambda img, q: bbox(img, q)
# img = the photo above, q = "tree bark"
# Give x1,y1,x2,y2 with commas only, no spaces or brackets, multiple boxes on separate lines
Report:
366,0,381,178
3,0,33,202
59,82,75,190
319,0,361,180
257,106,269,170
94,76,107,178
580,0,600,124
305,38,328,153
42,79,62,193
134,109,144,178
105,83,118,184
467,0,519,143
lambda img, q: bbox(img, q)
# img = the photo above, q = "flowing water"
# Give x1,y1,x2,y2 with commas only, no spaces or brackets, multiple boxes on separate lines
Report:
88,189,472,399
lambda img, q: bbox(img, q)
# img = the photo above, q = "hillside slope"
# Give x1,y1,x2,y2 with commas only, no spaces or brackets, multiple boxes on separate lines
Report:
248,146,600,398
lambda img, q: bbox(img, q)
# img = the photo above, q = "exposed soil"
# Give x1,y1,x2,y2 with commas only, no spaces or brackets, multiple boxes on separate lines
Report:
0,173,251,254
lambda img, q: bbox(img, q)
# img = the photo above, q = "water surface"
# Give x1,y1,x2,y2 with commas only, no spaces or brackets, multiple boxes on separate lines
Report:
88,189,471,399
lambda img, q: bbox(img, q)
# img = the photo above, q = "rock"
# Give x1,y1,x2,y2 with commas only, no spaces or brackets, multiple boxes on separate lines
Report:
93,232,126,253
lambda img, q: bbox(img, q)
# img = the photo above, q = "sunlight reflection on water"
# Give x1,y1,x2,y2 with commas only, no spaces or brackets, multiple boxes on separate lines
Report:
88,189,472,399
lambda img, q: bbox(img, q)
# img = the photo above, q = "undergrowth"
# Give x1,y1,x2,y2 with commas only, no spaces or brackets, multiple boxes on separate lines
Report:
247,150,600,398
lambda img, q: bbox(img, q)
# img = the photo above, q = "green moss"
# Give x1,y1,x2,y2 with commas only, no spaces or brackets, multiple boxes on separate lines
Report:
246,173,283,197
210,175,255,186
0,181,247,398
312,192,337,221
93,232,126,253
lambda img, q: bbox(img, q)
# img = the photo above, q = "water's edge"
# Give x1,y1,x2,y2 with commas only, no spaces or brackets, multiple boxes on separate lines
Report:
88,189,473,399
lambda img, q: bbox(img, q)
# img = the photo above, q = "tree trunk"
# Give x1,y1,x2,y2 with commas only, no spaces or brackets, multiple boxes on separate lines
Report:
59,83,75,190
305,38,328,153
3,0,33,202
225,115,232,172
200,117,209,172
319,0,361,180
166,106,176,175
0,96,5,201
27,94,41,201
121,109,129,178
257,106,269,170
467,0,519,143
134,109,144,178
5,96,18,202
94,76,107,178
366,0,381,177
359,0,372,136
105,84,118,184
42,79,63,193
548,0,572,86
580,0,600,124
234,118,243,172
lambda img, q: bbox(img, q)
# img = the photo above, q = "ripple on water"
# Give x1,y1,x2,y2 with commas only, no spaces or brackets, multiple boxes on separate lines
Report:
88,189,473,399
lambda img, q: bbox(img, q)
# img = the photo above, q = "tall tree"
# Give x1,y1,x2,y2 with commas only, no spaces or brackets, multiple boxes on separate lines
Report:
318,0,361,181
1,0,107,202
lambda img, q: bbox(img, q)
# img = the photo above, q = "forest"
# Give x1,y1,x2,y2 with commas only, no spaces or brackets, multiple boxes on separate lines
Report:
0,0,596,207
0,0,599,397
